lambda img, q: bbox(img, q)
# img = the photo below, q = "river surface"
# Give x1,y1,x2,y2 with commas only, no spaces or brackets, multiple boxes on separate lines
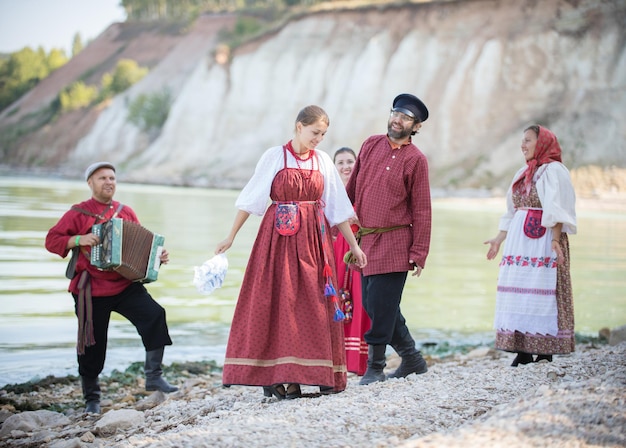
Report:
0,177,624,386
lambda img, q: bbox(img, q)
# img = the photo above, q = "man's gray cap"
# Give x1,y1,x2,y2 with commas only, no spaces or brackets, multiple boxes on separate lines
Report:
85,162,115,181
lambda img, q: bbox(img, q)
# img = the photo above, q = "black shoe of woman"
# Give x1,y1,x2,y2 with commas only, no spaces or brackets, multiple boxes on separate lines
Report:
511,352,534,367
319,386,336,395
262,384,286,400
285,383,302,399
535,354,553,362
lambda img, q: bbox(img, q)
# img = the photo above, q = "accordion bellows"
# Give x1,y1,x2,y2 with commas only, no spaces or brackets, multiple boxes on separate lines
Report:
91,218,164,283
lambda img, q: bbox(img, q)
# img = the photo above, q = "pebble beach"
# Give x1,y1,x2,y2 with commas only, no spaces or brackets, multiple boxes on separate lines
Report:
1,342,624,448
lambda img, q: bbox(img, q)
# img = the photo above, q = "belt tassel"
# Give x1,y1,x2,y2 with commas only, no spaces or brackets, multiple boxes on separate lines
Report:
76,271,96,355
317,203,345,322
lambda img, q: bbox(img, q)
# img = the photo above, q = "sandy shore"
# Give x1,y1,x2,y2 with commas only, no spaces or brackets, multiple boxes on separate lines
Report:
1,342,624,447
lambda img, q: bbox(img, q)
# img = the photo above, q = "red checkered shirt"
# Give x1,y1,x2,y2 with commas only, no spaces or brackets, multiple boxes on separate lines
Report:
346,134,432,276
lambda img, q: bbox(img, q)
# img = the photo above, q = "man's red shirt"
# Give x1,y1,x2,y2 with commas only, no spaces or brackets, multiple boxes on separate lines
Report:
45,198,140,297
346,134,432,276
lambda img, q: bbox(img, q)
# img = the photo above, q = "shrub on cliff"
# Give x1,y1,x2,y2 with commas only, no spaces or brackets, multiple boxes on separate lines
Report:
99,58,149,101
59,81,99,111
128,88,173,132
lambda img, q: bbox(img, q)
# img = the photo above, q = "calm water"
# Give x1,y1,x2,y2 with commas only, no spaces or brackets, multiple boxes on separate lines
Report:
0,177,624,386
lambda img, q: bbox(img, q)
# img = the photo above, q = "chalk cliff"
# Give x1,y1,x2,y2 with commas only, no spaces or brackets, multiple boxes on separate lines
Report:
1,0,624,190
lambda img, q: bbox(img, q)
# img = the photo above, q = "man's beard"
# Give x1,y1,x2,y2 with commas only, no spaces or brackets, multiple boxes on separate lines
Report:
387,123,412,140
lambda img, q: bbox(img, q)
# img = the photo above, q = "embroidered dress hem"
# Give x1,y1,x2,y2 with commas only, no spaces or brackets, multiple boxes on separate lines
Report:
495,329,575,355
494,209,559,336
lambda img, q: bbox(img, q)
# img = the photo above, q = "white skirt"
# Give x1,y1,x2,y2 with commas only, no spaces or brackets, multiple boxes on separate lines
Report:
494,208,559,336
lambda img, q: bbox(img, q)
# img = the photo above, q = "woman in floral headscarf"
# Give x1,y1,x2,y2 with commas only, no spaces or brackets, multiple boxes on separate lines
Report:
484,125,577,366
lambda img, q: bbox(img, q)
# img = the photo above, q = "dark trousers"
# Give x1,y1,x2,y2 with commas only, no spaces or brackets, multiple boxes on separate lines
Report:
361,272,410,346
72,282,172,378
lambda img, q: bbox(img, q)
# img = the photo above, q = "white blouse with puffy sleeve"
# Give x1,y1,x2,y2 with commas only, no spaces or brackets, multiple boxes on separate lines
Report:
235,145,355,227
498,162,577,234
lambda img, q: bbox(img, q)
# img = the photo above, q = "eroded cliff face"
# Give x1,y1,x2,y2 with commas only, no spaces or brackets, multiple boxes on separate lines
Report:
4,0,626,190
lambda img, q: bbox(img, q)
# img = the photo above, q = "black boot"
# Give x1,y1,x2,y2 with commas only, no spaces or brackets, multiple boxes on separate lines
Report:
387,330,427,379
535,354,553,363
511,352,534,367
145,347,178,393
359,345,387,385
80,376,101,414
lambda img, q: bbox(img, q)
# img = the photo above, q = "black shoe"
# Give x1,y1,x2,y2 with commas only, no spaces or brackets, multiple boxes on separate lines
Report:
319,386,339,395
387,353,428,379
85,400,101,414
145,347,178,393
359,345,387,385
511,352,534,367
359,366,386,385
285,384,301,399
535,354,553,363
81,376,101,414
146,376,178,393
262,384,286,400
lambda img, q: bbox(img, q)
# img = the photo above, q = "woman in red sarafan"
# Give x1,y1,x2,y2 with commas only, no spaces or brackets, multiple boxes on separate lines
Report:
215,105,367,399
332,147,370,376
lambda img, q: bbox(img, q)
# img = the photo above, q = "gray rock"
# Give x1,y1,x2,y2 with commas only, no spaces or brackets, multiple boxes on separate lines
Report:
465,347,492,359
0,409,12,424
80,430,96,442
136,390,166,411
608,324,626,346
94,409,145,437
48,438,82,448
0,410,70,437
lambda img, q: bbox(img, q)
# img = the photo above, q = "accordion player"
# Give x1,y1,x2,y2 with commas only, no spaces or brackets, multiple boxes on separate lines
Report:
91,218,165,283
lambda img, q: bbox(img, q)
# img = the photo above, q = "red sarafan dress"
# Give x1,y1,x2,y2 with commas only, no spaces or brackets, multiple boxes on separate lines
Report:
334,230,369,376
222,149,347,392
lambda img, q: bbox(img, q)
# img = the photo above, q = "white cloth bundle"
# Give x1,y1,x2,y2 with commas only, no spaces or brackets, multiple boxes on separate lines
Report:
193,254,228,294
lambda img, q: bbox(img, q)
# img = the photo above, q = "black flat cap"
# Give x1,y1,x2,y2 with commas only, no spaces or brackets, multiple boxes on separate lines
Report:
392,93,429,122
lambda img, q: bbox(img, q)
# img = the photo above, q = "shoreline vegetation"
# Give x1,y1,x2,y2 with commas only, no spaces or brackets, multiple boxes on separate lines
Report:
0,339,624,447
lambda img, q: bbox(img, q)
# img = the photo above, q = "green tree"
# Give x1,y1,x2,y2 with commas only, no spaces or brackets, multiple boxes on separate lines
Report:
100,59,149,100
127,88,172,131
46,48,68,71
72,33,84,57
0,46,68,111
59,81,99,111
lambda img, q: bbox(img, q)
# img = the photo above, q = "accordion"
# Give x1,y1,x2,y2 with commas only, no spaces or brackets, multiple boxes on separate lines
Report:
91,218,165,283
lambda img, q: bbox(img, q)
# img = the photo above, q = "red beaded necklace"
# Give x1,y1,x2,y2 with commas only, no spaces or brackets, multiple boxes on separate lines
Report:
286,141,316,179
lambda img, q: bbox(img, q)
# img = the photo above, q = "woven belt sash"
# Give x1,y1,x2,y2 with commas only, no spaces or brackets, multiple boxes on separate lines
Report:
76,270,96,355
343,224,410,265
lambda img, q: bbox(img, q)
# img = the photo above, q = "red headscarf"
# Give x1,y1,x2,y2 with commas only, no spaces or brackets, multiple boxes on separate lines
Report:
513,125,562,194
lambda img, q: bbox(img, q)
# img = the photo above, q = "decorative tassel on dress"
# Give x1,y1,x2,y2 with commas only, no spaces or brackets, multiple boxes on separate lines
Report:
323,264,344,321
317,204,344,322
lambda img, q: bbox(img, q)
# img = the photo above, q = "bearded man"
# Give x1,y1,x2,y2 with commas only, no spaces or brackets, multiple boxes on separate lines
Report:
346,94,432,385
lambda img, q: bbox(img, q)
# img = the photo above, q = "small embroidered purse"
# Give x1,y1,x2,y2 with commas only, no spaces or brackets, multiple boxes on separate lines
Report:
339,264,353,322
523,209,546,239
274,203,300,236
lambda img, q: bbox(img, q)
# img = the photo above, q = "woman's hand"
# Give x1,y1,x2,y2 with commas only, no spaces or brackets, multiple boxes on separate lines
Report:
484,238,502,260
215,238,233,255
484,231,507,260
351,245,367,268
215,210,249,255
552,239,564,265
